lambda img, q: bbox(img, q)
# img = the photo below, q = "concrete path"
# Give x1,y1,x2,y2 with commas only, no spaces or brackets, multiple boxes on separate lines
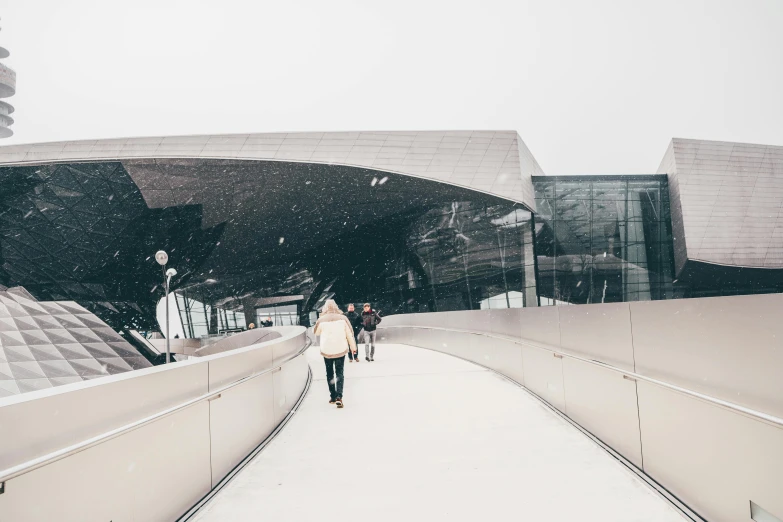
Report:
192,344,687,521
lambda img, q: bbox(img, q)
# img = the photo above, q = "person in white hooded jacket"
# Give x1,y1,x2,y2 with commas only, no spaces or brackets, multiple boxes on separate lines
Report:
313,299,357,408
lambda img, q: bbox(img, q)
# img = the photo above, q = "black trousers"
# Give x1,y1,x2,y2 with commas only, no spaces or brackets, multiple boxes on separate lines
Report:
324,356,346,400
347,335,360,360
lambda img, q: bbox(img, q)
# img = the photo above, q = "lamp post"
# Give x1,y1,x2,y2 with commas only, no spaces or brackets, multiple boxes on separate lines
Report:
155,250,177,364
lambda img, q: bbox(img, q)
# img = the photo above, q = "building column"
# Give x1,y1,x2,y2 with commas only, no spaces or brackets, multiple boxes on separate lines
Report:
209,305,218,334
242,298,257,328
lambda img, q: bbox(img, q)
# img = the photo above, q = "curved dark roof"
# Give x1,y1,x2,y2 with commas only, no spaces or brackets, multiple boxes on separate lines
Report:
0,131,541,211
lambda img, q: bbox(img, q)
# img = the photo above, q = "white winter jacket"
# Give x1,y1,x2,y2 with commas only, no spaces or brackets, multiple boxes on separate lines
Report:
313,313,358,359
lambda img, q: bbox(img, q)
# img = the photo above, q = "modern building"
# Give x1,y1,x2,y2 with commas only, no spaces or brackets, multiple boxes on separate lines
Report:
0,20,15,138
658,138,783,296
0,133,780,344
1,133,779,522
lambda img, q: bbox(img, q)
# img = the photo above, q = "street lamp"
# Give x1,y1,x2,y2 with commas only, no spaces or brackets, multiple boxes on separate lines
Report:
155,250,176,364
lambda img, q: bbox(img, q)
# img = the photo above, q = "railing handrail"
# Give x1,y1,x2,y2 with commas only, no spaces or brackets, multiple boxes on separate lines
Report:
379,324,783,429
0,335,312,484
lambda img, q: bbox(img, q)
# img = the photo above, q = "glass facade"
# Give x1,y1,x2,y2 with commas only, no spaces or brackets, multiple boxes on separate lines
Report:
288,199,538,318
533,176,675,305
673,261,783,299
3,159,780,340
256,304,299,326
218,307,246,331
397,202,537,312
0,162,223,332
175,293,211,338
174,292,246,337
0,160,538,337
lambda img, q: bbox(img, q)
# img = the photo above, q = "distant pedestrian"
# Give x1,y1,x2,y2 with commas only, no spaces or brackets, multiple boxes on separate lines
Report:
344,304,362,363
261,317,273,327
361,302,382,361
313,300,357,408
248,323,256,330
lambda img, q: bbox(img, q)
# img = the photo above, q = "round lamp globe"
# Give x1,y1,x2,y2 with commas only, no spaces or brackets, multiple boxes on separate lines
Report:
155,250,168,266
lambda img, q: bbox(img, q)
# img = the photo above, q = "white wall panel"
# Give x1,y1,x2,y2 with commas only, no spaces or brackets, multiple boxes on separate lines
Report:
207,336,277,389
637,381,783,522
470,334,523,384
494,336,525,384
0,361,208,470
444,309,489,332
273,354,308,424
436,328,470,361
377,326,407,344
558,302,635,371
517,306,560,346
210,373,276,485
379,296,783,522
272,333,307,367
631,294,783,418
561,358,643,467
0,403,212,522
0,326,309,522
488,308,523,339
520,344,566,412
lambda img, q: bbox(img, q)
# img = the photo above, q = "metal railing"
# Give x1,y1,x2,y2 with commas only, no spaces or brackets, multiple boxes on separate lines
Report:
380,325,783,429
0,336,312,485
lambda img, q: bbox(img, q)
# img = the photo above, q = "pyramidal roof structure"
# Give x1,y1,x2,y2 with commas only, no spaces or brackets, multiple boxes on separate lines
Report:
0,286,151,398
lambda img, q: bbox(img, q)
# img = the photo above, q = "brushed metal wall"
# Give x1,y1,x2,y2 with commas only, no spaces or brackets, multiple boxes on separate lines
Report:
657,138,783,272
630,293,783,418
0,326,310,522
637,381,783,522
379,294,783,522
0,131,541,211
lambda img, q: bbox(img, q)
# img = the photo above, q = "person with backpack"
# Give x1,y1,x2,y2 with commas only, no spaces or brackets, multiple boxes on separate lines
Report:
313,299,357,408
361,302,382,361
344,303,362,363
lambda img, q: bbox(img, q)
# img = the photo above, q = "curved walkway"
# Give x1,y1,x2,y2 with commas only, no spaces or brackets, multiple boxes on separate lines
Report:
192,344,687,521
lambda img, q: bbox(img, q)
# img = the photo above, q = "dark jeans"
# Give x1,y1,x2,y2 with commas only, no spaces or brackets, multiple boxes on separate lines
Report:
324,356,345,400
347,334,360,360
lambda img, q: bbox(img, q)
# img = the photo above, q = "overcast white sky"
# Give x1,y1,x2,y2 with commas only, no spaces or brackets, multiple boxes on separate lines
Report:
0,0,781,174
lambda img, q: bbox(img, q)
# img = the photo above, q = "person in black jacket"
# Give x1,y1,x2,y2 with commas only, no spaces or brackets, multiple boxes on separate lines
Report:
344,304,362,363
361,303,381,361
